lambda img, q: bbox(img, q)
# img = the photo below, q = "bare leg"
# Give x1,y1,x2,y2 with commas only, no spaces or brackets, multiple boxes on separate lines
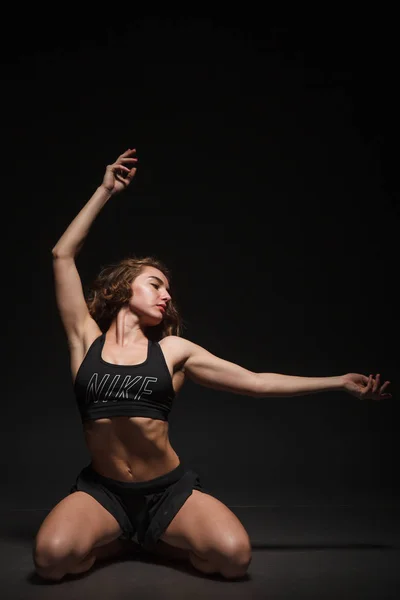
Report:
67,536,220,578
73,539,230,578
67,539,137,575
189,552,219,574
151,540,218,574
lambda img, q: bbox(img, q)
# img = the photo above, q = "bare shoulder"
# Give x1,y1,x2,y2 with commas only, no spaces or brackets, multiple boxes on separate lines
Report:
159,335,192,353
158,335,195,368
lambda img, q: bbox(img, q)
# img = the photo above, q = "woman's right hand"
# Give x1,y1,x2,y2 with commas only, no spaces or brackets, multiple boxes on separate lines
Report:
101,148,138,195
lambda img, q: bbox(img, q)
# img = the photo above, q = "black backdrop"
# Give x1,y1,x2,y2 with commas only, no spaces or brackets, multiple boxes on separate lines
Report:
2,15,398,511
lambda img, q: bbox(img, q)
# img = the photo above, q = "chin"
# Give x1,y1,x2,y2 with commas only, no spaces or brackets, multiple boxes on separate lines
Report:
142,315,163,327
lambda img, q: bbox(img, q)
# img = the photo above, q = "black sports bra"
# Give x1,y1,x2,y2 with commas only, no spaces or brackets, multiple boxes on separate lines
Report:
74,334,175,422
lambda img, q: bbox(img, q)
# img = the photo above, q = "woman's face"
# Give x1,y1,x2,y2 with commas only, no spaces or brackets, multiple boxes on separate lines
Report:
129,266,171,325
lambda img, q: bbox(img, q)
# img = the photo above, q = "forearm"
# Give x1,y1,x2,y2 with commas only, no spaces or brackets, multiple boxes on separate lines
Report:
52,185,112,258
256,373,345,397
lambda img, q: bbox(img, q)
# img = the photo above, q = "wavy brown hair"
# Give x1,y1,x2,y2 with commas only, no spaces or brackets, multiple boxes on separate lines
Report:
86,256,181,340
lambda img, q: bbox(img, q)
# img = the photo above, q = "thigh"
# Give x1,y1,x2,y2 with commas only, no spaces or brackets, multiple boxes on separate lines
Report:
34,491,123,559
159,490,251,558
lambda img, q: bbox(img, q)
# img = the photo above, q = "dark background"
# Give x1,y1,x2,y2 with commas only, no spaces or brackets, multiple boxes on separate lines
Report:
1,14,398,511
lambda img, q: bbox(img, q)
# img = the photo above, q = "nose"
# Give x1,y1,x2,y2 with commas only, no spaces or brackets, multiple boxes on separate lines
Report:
162,290,172,303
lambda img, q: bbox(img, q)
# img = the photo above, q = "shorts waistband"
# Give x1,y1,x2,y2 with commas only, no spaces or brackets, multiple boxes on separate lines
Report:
81,462,186,494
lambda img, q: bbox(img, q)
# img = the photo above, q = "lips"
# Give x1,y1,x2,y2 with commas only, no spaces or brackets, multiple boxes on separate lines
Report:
157,305,166,312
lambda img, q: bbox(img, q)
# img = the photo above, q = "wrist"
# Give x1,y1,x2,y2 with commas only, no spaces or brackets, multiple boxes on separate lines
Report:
97,184,114,199
336,375,347,392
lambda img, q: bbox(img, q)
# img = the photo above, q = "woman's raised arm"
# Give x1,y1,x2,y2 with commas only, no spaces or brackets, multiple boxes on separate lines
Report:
52,149,137,346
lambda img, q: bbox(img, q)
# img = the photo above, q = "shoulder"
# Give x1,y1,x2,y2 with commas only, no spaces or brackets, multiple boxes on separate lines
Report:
158,335,198,365
159,335,192,352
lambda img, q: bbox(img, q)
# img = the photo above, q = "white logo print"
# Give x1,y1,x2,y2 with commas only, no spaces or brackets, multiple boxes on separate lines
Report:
86,373,158,404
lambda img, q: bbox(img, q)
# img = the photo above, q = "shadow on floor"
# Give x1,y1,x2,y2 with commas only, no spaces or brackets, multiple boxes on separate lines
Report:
25,549,252,585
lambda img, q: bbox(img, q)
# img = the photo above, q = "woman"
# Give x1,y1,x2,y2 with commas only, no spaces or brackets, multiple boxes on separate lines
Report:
33,148,392,582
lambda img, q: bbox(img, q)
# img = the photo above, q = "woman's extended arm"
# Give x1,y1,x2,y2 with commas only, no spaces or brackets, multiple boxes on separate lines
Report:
163,337,392,402
52,148,137,345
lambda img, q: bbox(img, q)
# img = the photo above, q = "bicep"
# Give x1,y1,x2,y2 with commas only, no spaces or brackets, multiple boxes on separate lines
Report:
52,256,99,344
183,341,260,397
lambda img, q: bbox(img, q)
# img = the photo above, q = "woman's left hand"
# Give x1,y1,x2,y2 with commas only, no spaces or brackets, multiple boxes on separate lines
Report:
342,373,392,401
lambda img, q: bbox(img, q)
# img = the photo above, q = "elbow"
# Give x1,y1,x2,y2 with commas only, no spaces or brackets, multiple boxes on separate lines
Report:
251,373,266,398
251,373,277,398
52,248,65,259
51,247,76,259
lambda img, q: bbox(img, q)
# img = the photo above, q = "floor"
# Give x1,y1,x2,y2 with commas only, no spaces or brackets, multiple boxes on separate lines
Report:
1,504,399,599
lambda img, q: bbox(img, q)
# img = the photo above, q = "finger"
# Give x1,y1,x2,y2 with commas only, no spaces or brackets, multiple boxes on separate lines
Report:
379,380,391,393
118,148,136,159
106,163,130,173
121,170,137,183
118,157,138,164
114,173,129,186
372,373,380,393
362,375,373,398
115,167,136,183
367,374,373,390
112,165,131,173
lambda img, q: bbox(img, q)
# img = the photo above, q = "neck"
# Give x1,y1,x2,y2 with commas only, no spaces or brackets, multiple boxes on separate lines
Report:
107,307,148,346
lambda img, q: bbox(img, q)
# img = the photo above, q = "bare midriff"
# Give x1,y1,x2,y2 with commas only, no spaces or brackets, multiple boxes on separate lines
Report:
83,416,180,482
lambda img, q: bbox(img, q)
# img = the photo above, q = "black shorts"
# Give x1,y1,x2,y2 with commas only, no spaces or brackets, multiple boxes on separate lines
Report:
69,462,208,552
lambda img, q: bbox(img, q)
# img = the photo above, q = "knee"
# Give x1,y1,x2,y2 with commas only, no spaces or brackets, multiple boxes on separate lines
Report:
33,536,88,581
217,538,252,580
